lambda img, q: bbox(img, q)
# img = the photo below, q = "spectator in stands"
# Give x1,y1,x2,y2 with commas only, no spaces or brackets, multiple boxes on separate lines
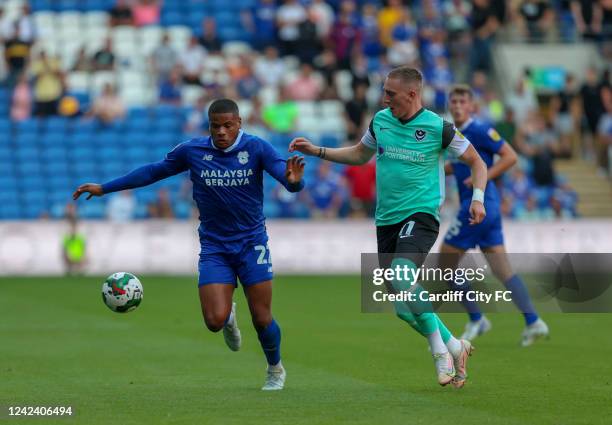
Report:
244,0,278,50
276,0,307,56
184,95,209,135
309,0,335,39
329,2,362,70
378,0,404,48
15,3,36,43
428,55,454,112
0,7,11,39
262,87,298,134
517,0,555,42
551,73,579,154
387,8,419,67
285,63,322,101
72,46,92,72
305,162,346,219
344,82,368,142
469,0,501,75
92,38,115,72
497,107,518,147
109,0,134,27
158,68,182,105
132,0,160,27
444,0,472,36
507,76,537,127
150,33,178,83
314,48,339,94
236,58,262,100
254,46,286,87
31,51,64,117
62,217,87,276
244,96,268,137
3,22,31,87
107,190,136,222
579,67,606,159
596,88,612,175
360,3,384,70
350,53,371,90
417,0,446,52
571,0,602,41
148,188,174,218
10,72,31,121
90,83,126,124
198,17,222,55
295,9,323,64
180,36,207,86
345,157,376,218
516,111,559,187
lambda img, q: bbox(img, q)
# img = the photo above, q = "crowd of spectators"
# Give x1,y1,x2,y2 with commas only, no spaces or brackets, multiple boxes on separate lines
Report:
1,0,610,221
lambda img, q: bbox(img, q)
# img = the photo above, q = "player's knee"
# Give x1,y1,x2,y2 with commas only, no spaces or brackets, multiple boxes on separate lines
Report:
203,312,226,332
251,312,272,330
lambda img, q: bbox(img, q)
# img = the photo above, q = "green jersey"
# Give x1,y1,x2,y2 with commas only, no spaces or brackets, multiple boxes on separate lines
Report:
361,107,469,226
63,233,86,263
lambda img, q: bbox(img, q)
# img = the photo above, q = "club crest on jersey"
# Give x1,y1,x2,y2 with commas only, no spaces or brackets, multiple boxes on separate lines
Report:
237,151,249,165
415,129,426,141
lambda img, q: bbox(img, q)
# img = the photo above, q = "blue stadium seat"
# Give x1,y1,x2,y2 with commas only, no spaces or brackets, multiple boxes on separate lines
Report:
0,117,11,135
0,176,18,191
84,0,114,11
150,132,176,148
0,203,21,219
126,116,152,132
68,146,95,162
44,161,70,178
320,134,341,148
0,146,12,162
154,116,181,133
15,132,39,147
99,146,121,162
40,132,66,147
54,0,80,12
78,198,106,219
30,0,53,11
20,176,46,191
71,160,98,177
161,12,185,26
17,161,44,177
41,146,68,162
44,117,68,134
15,146,39,161
125,146,148,162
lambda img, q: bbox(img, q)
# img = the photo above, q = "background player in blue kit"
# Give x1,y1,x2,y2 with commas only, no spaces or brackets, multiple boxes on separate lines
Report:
441,85,549,347
73,99,305,390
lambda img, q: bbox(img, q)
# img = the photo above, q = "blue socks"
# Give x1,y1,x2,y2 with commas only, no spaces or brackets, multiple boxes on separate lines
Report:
505,274,538,325
257,319,281,366
449,278,483,322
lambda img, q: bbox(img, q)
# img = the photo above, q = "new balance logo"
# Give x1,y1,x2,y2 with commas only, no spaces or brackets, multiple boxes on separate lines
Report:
203,154,213,161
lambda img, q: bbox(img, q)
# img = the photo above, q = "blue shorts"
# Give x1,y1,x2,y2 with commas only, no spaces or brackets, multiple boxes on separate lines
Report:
444,205,504,250
198,233,273,287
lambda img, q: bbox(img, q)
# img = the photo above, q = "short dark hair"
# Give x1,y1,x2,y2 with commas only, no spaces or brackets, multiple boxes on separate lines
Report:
448,84,473,99
208,98,239,118
387,66,423,90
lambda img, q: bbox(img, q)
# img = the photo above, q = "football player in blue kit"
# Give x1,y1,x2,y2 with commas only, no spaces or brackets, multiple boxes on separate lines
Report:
442,85,549,347
73,99,305,389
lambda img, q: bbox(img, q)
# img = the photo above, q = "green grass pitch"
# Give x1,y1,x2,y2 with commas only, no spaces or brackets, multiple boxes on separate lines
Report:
1,276,611,425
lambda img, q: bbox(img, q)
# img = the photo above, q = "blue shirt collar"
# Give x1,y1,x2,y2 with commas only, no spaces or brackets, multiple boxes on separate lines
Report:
211,130,244,153
458,118,474,132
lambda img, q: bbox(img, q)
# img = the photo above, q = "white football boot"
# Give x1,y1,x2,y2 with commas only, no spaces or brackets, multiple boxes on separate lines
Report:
262,361,286,391
460,316,492,341
520,318,549,347
432,352,455,386
223,302,241,351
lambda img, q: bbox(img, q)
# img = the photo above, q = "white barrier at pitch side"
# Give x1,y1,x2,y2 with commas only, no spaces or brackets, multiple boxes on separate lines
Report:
1,219,612,275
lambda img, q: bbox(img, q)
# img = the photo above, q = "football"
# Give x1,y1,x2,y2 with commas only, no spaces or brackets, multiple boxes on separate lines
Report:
101,272,144,313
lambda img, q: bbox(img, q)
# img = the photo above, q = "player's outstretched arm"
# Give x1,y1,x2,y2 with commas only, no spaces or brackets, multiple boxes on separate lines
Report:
289,137,374,166
458,144,487,225
73,183,104,200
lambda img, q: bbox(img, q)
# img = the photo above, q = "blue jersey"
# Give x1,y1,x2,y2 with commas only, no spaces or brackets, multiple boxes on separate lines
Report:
452,119,505,209
102,131,304,243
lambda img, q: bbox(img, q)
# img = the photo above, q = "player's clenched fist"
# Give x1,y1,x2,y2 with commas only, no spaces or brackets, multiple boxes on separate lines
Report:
72,183,104,200
468,201,486,225
288,137,319,157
